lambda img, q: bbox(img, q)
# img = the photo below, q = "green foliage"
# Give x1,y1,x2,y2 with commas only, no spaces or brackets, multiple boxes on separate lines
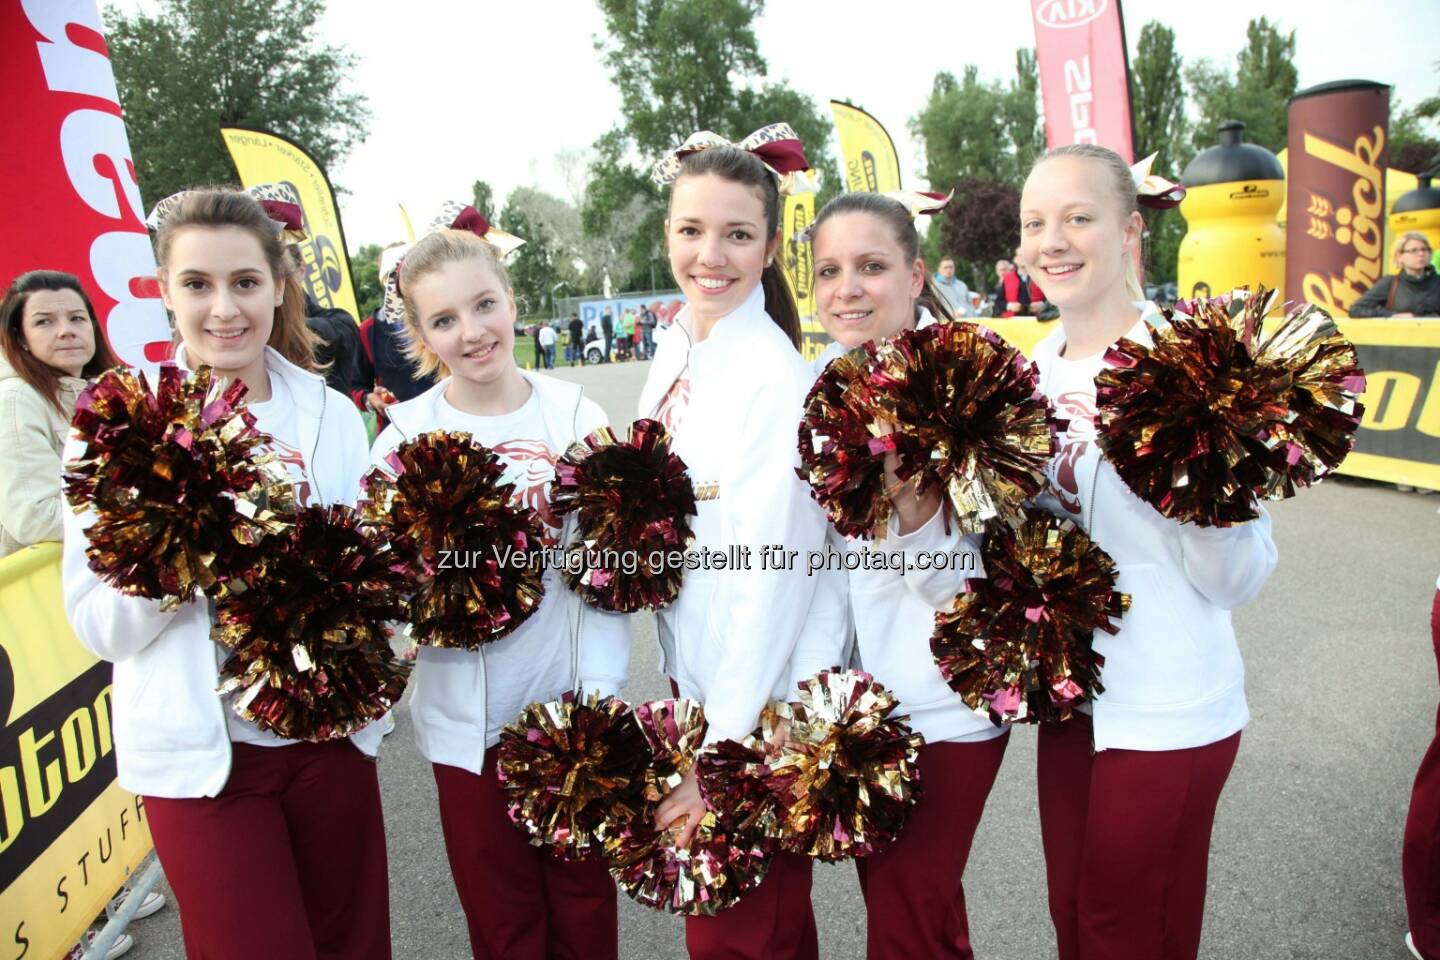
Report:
1130,22,1189,177
470,181,496,221
351,242,383,320
1186,17,1297,156
103,0,369,206
936,177,1021,292
1392,63,1440,175
499,187,585,314
910,51,1043,192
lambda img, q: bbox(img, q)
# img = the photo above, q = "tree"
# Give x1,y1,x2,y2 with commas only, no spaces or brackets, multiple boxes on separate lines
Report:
470,181,496,221
1186,17,1297,156
936,177,1021,292
105,0,369,206
350,242,383,320
1392,63,1440,175
500,187,587,316
911,53,1043,192
1130,22,1189,285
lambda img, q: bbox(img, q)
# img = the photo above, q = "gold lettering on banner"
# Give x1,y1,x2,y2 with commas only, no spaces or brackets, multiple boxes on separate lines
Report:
1300,126,1386,315
1360,371,1422,432
1416,360,1440,439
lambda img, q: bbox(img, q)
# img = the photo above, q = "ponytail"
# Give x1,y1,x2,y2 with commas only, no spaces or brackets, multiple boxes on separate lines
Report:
761,260,801,348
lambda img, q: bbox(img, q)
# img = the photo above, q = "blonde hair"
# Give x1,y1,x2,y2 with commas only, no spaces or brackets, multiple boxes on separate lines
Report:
396,229,513,380
154,188,321,372
1030,144,1146,301
1393,231,1433,268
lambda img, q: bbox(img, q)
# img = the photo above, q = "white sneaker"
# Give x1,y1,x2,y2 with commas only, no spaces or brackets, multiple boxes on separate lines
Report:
76,931,133,960
1408,931,1424,960
109,889,165,920
382,712,397,736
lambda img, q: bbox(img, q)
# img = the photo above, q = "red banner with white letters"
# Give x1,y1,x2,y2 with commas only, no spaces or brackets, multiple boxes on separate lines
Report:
1,0,169,368
1030,0,1135,160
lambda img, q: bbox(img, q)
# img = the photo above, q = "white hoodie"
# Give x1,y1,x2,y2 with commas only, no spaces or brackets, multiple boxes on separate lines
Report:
638,285,828,744
371,371,631,775
1029,308,1279,752
805,310,1004,745
62,347,383,799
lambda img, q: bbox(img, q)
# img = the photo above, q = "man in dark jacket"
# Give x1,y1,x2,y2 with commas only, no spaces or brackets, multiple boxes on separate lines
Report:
567,313,585,366
303,293,363,396
601,308,614,363
1350,235,1440,317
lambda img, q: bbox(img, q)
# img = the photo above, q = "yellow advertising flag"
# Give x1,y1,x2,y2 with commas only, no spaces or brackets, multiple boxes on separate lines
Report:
782,191,817,320
829,101,902,194
220,127,361,322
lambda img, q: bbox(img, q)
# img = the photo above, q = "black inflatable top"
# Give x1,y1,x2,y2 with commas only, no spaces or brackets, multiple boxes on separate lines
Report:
1395,175,1440,214
1181,121,1284,189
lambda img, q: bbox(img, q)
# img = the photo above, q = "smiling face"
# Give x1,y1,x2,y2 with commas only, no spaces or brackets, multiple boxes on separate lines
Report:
666,172,779,323
1019,155,1141,312
160,225,282,388
21,288,95,378
406,256,518,387
813,211,925,350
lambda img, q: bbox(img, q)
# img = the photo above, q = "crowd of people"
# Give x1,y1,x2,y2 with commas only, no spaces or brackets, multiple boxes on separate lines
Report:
1,127,1436,960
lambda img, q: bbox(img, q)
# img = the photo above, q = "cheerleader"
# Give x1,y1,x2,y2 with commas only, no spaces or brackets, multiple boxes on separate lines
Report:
1019,144,1278,960
62,188,390,959
639,126,829,960
370,209,631,960
805,190,1007,959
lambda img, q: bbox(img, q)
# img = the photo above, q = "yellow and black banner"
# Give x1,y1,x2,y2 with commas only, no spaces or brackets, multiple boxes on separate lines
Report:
780,191,829,363
221,126,361,323
0,544,151,959
829,101,901,195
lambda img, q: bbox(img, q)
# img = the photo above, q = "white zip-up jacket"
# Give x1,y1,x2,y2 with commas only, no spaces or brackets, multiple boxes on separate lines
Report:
806,310,1004,745
1030,309,1279,752
372,372,632,775
639,285,829,744
62,347,382,798
0,354,86,558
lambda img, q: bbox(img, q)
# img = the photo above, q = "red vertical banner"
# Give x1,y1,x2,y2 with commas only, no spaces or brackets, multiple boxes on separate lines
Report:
1,0,170,368
1030,0,1135,160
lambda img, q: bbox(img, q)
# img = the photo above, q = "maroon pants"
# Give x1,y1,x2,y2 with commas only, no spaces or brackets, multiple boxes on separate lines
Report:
433,756,618,960
855,734,1008,959
145,741,390,960
684,850,817,960
1404,589,1440,959
1037,713,1240,960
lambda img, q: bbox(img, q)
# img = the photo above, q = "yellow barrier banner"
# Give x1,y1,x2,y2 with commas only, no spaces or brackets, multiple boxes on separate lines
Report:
0,544,151,959
221,126,361,323
829,101,901,194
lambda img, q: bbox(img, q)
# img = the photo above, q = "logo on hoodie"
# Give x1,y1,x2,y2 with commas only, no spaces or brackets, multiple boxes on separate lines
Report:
1049,389,1097,515
492,439,560,546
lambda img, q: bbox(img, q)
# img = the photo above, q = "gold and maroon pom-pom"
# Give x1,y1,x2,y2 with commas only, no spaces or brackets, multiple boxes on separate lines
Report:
1095,288,1365,526
764,670,924,862
797,350,896,539
497,693,650,861
361,430,545,648
931,507,1129,725
63,365,294,608
213,504,413,741
550,419,696,612
695,702,793,841
866,323,1056,535
601,699,773,915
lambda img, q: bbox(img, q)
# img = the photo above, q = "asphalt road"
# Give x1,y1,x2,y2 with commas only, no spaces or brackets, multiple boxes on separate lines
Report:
120,358,1440,960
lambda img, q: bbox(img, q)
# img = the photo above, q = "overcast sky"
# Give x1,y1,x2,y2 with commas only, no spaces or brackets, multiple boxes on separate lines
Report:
109,1,1439,252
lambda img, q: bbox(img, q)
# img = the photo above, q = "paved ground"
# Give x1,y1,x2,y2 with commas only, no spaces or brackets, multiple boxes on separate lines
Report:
123,358,1440,959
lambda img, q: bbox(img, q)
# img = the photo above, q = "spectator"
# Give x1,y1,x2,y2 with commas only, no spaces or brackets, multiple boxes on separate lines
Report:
567,313,584,366
537,321,557,369
1015,247,1049,318
618,308,635,361
639,304,656,359
601,308,614,362
0,270,121,559
1350,232,1440,318
287,247,362,396
931,256,976,317
354,243,438,429
992,259,1030,318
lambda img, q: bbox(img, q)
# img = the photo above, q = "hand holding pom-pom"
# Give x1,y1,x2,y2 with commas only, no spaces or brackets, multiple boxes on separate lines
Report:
63,365,295,608
931,507,1128,725
798,350,896,539
361,431,546,648
497,694,650,861
1095,288,1365,526
213,504,413,741
551,419,696,611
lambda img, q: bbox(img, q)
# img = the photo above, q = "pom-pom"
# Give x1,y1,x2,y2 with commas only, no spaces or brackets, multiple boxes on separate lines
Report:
764,670,924,862
931,507,1129,724
798,323,1055,538
361,430,546,648
797,350,896,539
695,702,793,841
63,365,295,608
497,694,649,861
1095,288,1365,526
602,699,773,915
550,419,696,611
213,504,413,741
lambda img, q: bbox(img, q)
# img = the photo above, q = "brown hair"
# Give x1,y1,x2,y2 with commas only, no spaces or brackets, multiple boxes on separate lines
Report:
395,229,514,380
153,188,319,371
1028,143,1145,301
669,146,802,348
0,270,122,415
810,192,956,324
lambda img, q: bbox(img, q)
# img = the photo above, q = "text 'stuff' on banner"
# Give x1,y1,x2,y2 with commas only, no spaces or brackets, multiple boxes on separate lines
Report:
221,127,362,324
1029,0,1136,160
829,102,902,195
1285,81,1391,317
1,0,171,368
